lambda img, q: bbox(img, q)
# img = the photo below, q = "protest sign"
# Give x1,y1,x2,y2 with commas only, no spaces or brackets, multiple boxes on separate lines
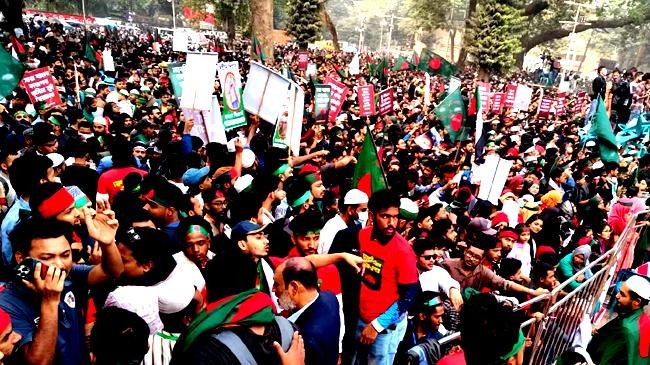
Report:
21,67,62,108
357,85,376,117
324,74,348,122
272,83,305,156
180,52,218,111
102,49,115,72
555,92,567,115
449,76,462,92
512,85,533,112
306,63,317,79
504,84,517,108
173,29,189,52
476,155,513,205
218,61,247,130
313,84,331,122
168,62,185,99
537,95,553,119
491,92,505,113
297,51,309,71
477,82,491,110
575,91,588,115
349,53,360,75
182,95,227,145
378,88,394,116
243,61,293,125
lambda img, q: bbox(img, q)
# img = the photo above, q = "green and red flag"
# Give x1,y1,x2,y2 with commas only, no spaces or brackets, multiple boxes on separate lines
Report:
0,44,25,99
353,129,388,196
588,96,620,163
418,48,456,78
411,51,420,67
333,64,348,79
251,37,266,63
434,87,467,143
84,36,97,63
393,56,412,71
468,87,487,159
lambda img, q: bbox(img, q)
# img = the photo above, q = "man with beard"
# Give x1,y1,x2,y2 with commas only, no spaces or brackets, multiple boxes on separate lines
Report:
354,189,419,364
202,187,230,237
142,181,185,253
273,257,340,365
588,275,650,365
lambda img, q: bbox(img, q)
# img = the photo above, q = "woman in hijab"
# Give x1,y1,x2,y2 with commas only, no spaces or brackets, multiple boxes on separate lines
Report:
540,190,564,250
557,245,593,292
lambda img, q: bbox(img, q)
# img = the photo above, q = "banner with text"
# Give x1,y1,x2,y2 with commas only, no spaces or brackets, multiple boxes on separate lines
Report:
491,92,505,113
313,84,331,122
168,62,185,99
297,51,309,71
217,61,247,130
477,82,491,110
22,68,62,109
504,84,517,109
378,88,394,116
357,85,376,117
324,74,348,122
537,95,553,119
555,92,567,115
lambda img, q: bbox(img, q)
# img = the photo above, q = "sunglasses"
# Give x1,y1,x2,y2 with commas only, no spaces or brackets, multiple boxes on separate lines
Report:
420,254,441,261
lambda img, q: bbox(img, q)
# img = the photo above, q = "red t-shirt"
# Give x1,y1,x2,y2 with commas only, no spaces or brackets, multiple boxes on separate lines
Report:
437,349,466,365
358,226,418,323
272,250,342,295
97,167,147,202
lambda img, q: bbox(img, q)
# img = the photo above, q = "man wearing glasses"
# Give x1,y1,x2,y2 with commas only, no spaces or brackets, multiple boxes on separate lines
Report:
442,235,548,298
413,238,463,311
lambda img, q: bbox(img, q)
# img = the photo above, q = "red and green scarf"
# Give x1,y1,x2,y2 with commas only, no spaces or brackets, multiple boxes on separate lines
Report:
176,289,275,353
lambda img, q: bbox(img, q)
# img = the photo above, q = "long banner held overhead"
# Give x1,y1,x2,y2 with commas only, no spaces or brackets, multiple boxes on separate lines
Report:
323,74,348,123
217,61,247,130
21,68,62,109
357,84,376,117
313,84,331,122
377,88,394,116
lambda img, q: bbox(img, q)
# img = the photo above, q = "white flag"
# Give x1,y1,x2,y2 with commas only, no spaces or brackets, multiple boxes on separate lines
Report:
349,53,360,75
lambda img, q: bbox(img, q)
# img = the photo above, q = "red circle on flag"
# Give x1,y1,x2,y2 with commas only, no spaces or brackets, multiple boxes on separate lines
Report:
451,113,463,131
429,58,441,70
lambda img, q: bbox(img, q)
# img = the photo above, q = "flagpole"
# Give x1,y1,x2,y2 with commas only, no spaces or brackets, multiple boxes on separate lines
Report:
82,0,87,30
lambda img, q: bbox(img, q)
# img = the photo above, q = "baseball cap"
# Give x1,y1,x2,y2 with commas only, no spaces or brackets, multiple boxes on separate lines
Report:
182,166,210,188
231,221,267,242
344,189,369,205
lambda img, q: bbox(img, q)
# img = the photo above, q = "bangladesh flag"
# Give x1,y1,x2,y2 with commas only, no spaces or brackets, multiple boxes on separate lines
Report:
418,48,456,78
469,87,487,159
588,96,620,163
334,64,348,79
393,56,412,71
84,37,97,63
251,37,266,63
352,129,387,196
435,87,467,143
0,45,25,99
411,51,420,67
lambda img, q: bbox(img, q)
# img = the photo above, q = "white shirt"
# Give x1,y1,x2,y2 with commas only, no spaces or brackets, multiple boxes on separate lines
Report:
288,293,319,323
418,266,460,297
318,214,348,254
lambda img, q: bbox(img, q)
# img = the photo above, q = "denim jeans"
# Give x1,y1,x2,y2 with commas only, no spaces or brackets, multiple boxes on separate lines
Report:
353,316,407,365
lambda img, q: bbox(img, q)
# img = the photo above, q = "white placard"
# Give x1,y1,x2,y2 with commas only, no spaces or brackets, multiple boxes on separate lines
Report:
102,49,115,72
477,155,513,205
180,53,218,111
449,76,462,92
512,85,533,112
243,62,293,125
173,30,189,52
182,95,227,145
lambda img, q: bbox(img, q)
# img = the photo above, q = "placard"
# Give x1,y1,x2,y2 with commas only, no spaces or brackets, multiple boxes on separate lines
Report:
357,85,376,117
217,61,246,130
173,29,189,52
477,155,513,205
537,95,553,119
324,74,348,122
378,88,394,116
272,84,304,156
491,92,505,113
180,53,218,111
168,62,185,99
449,76,462,92
243,61,292,124
555,92,567,115
512,85,533,112
477,82,491,110
182,95,227,144
313,84,331,122
21,67,62,109
504,84,517,108
297,51,309,71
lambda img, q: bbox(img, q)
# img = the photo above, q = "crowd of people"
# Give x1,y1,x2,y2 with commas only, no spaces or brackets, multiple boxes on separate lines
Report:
0,12,647,365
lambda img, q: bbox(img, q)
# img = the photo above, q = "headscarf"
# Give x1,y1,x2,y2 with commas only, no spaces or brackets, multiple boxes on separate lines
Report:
572,245,593,279
540,190,563,209
608,198,634,236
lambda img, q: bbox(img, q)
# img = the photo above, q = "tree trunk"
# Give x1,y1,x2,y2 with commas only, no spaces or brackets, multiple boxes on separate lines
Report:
222,5,236,46
249,0,274,64
449,29,456,62
456,0,478,68
319,4,340,51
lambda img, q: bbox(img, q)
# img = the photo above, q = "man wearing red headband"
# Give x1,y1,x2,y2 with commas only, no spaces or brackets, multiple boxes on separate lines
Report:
0,307,21,364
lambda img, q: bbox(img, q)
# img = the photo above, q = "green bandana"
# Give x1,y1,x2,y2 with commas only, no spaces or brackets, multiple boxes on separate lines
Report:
291,191,312,208
48,116,61,126
187,224,210,237
272,164,290,177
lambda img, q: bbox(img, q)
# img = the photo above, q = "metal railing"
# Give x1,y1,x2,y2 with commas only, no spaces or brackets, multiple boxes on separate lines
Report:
436,210,649,364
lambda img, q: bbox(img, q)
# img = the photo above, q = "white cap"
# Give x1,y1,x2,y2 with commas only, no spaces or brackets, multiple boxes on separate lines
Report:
234,174,254,193
104,286,163,334
93,116,107,126
106,91,119,103
242,148,256,169
592,161,604,169
585,140,596,147
46,153,64,167
156,262,199,314
344,189,369,205
626,275,650,300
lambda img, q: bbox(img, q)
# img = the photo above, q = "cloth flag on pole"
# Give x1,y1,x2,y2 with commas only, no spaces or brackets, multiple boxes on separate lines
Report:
0,45,25,99
84,37,97,63
434,87,467,143
469,87,486,160
418,48,456,78
251,37,266,63
589,96,620,163
393,56,412,71
353,129,388,196
349,53,360,75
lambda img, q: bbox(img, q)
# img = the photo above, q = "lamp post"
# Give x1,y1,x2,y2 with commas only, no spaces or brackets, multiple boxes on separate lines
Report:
169,0,177,29
379,19,387,53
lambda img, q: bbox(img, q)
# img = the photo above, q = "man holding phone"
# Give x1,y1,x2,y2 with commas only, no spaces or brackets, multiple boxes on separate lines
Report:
0,207,123,365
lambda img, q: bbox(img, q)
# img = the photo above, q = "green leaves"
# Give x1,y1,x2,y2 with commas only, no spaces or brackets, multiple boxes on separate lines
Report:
287,0,322,48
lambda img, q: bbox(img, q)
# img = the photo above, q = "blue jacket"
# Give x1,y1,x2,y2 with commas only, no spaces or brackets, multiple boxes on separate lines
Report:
293,290,341,365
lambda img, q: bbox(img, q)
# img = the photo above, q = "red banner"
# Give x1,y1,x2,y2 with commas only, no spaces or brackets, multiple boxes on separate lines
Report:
378,88,394,116
491,92,505,113
537,95,553,119
324,75,349,123
357,85,376,117
504,84,517,109
478,82,491,110
555,92,567,115
574,91,588,116
297,51,309,71
21,67,62,109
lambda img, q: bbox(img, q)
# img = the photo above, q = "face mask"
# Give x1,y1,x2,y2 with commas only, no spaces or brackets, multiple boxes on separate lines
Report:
80,133,94,140
356,211,369,227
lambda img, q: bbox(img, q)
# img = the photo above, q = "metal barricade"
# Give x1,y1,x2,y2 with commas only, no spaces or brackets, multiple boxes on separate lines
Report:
436,210,649,365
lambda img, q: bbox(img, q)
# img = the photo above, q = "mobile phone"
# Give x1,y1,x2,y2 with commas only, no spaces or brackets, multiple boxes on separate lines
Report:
14,258,49,282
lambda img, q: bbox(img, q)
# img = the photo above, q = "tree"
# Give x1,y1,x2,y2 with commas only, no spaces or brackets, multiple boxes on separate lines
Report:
286,0,321,49
465,0,524,76
249,0,273,62
319,1,339,51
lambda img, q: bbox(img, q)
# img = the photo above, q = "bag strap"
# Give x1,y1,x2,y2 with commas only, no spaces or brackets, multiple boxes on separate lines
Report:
212,330,257,365
274,316,294,351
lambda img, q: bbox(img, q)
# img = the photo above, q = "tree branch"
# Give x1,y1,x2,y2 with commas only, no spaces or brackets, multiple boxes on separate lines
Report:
522,16,646,51
523,0,549,17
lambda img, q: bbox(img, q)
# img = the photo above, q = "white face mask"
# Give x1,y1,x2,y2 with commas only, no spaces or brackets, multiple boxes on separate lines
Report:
356,211,369,227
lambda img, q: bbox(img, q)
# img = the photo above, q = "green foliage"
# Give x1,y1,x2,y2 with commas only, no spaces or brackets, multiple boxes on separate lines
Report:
465,0,524,74
286,0,321,48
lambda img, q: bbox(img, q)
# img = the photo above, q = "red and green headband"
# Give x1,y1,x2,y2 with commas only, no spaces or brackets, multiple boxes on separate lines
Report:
38,187,75,219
